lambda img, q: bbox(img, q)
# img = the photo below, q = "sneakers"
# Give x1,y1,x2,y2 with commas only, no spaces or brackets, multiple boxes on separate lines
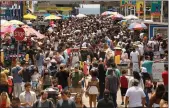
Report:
121,102,124,105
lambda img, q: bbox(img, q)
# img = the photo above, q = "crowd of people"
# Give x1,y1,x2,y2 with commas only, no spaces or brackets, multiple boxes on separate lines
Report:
0,14,168,108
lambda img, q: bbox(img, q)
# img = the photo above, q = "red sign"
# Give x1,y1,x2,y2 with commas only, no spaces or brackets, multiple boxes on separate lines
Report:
14,28,25,41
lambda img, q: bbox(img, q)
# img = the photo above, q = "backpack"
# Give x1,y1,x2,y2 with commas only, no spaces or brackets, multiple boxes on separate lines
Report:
36,53,40,60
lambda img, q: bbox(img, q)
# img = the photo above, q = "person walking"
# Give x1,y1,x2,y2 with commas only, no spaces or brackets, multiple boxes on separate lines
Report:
162,65,168,91
19,82,37,107
70,65,84,93
11,62,23,98
0,92,11,108
120,70,128,105
105,69,120,108
33,91,54,108
149,84,165,108
86,69,99,108
56,90,76,108
74,93,87,108
97,90,115,108
125,79,146,108
98,58,106,99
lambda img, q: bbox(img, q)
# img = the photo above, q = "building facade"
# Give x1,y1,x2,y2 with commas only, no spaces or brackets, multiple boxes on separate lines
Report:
0,1,23,20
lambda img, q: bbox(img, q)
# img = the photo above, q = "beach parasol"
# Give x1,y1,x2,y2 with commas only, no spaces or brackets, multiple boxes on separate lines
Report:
23,13,37,19
128,22,147,30
124,15,139,20
101,11,116,16
22,25,45,39
112,14,124,20
44,15,61,20
1,20,9,25
9,20,24,25
76,14,87,18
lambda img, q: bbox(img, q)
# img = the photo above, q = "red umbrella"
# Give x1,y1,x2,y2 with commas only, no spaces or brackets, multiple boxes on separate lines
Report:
22,25,45,39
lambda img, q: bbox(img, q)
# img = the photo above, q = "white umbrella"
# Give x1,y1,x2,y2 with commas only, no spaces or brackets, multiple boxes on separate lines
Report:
124,15,139,20
76,14,87,18
1,20,9,25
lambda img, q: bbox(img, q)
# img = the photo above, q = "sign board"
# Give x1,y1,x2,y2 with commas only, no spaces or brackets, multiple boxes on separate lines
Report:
136,0,144,14
37,6,72,11
14,28,25,41
152,63,164,81
151,1,161,16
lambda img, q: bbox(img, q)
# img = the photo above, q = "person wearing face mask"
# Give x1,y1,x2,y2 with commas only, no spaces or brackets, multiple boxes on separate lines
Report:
97,90,114,108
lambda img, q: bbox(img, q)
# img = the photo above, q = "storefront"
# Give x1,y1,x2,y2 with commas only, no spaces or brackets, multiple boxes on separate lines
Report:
147,23,168,39
0,1,23,20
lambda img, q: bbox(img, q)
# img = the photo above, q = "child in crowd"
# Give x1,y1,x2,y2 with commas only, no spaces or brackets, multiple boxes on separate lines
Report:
31,67,40,90
120,70,128,105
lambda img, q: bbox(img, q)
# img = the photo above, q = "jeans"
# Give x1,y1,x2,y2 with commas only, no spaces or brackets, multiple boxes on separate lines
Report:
144,89,149,105
110,92,117,108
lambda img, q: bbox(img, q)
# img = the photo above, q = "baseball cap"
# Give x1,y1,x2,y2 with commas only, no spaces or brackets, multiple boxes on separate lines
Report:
141,67,147,73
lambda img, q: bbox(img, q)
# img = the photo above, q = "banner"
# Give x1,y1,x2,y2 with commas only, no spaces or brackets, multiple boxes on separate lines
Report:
37,6,72,11
121,0,129,6
136,0,144,14
151,1,161,16
131,0,136,5
152,63,164,81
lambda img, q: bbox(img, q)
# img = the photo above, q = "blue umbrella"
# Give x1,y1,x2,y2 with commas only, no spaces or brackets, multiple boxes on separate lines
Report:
43,13,50,17
107,8,117,12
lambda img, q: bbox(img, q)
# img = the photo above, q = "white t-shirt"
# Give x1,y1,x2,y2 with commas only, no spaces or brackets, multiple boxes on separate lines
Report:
138,44,144,56
126,86,146,107
130,51,139,63
31,73,40,82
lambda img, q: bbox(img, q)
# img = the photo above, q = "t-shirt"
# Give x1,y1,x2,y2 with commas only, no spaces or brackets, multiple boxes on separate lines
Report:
33,99,54,108
130,51,139,63
56,71,69,89
12,66,22,83
162,71,168,86
56,99,76,108
70,71,83,88
120,76,128,88
97,99,114,108
125,86,146,107
142,60,153,74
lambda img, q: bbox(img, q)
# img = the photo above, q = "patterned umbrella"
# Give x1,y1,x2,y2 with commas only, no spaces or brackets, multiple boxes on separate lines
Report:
124,15,139,20
112,14,124,20
22,25,45,39
128,22,147,30
9,20,24,25
101,11,115,16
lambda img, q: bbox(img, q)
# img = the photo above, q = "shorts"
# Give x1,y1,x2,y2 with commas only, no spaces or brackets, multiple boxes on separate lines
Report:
32,81,38,88
120,87,128,96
